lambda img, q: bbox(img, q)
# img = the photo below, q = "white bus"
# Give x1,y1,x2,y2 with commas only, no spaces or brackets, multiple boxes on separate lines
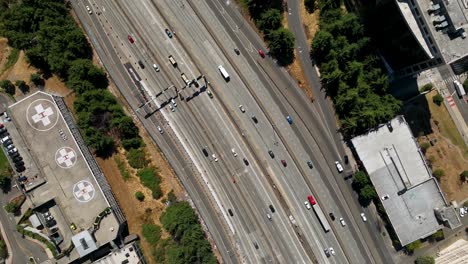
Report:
218,65,230,81
454,80,466,97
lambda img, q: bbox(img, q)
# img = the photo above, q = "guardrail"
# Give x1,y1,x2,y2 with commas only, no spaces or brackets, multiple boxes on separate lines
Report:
53,96,126,225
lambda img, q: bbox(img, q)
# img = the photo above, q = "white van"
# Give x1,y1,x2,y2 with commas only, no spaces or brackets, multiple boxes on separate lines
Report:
218,65,230,81
454,80,466,97
168,55,177,67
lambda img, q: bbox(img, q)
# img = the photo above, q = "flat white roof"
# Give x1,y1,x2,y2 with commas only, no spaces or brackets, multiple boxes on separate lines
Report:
352,116,448,246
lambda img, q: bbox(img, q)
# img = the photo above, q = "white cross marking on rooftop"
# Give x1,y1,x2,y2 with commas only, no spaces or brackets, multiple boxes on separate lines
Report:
31,104,54,126
74,181,94,201
57,148,76,167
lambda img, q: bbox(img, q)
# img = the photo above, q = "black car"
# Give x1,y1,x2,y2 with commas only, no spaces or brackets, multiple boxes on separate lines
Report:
253,242,259,249
307,161,314,169
202,147,209,157
10,152,19,158
138,60,145,69
329,213,335,221
344,155,349,164
2,139,11,146
16,166,25,173
269,205,275,213
268,150,275,158
165,29,173,38
243,158,249,166
251,115,258,124
228,209,234,216
15,161,24,167
13,156,22,162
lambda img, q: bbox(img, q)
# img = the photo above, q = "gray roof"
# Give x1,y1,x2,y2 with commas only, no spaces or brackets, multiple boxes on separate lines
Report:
71,230,98,257
351,116,454,246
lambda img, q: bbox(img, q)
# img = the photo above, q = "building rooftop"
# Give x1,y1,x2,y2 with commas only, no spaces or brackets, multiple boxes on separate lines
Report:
8,91,120,261
351,116,459,246
397,0,468,72
93,242,144,264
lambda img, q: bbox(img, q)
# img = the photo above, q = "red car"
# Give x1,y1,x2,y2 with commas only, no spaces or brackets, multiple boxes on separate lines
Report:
258,49,265,58
281,160,287,167
127,35,135,43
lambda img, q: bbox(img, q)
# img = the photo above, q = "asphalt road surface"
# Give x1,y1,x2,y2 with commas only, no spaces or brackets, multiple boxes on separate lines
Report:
71,0,391,263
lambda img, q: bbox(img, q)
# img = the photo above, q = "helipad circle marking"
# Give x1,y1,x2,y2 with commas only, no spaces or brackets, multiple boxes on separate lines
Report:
55,147,77,169
26,99,59,132
73,180,95,203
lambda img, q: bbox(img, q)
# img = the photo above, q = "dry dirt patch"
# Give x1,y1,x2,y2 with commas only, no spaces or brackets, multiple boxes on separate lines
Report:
405,91,468,202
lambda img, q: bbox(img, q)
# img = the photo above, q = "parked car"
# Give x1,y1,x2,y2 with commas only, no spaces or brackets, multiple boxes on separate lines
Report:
207,90,213,98
85,5,92,14
127,35,135,43
152,64,160,72
281,160,287,167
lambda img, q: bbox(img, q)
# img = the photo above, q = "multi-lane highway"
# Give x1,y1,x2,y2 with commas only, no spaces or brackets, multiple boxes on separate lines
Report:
71,0,390,263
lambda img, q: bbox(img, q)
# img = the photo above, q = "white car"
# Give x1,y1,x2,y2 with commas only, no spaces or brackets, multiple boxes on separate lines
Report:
239,105,245,113
170,98,177,107
329,247,336,256
360,213,367,222
169,104,175,112
212,154,218,162
152,64,160,72
460,207,466,217
86,5,92,14
335,161,343,173
304,201,311,210
339,217,346,227
157,126,163,134
381,194,390,201
267,214,271,220
231,148,237,157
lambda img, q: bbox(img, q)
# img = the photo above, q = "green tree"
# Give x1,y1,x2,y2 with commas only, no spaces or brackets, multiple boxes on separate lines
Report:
15,80,29,93
305,0,317,12
135,191,145,201
0,175,11,193
268,28,295,66
432,94,443,106
359,185,376,207
352,171,370,190
415,255,435,264
167,190,177,204
0,80,15,95
433,169,445,181
30,73,44,86
67,59,108,90
257,9,282,32
420,83,433,92
0,239,8,259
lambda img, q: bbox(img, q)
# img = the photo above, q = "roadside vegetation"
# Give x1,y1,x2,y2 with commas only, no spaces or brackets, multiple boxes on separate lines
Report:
310,0,401,137
240,0,295,65
142,202,216,264
0,0,142,157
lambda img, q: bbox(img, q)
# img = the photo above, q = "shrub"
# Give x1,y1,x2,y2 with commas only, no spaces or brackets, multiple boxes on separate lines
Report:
4,195,25,213
420,83,433,92
429,229,444,242
142,223,162,246
405,240,421,254
415,256,435,264
30,73,44,86
15,80,29,93
420,142,431,153
460,170,468,183
433,169,445,181
0,175,12,193
126,148,149,169
432,94,443,106
305,0,317,12
0,239,8,259
135,191,145,201
167,190,177,204
0,80,15,95
137,167,162,199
